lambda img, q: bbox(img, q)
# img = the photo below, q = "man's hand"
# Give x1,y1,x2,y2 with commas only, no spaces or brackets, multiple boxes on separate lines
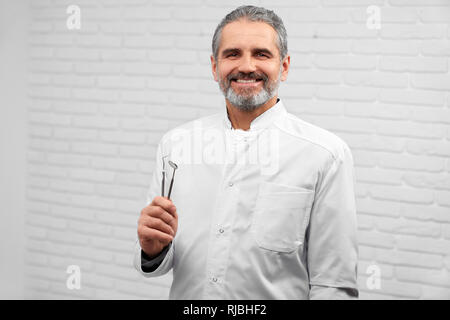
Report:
138,196,178,258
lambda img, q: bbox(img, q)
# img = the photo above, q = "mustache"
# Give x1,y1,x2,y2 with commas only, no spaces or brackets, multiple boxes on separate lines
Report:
226,72,269,82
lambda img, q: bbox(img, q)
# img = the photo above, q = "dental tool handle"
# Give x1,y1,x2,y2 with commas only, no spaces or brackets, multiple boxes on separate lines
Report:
161,170,165,197
167,170,176,199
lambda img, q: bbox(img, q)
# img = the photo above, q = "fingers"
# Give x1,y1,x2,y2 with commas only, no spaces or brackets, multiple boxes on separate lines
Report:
139,215,174,237
138,196,179,246
151,206,176,226
151,196,177,217
138,225,173,245
141,205,177,231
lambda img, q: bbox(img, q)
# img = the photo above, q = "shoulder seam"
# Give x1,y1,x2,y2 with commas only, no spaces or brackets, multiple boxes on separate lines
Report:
275,114,342,161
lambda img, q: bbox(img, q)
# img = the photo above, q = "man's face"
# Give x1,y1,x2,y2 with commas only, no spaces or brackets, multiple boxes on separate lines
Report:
211,19,290,112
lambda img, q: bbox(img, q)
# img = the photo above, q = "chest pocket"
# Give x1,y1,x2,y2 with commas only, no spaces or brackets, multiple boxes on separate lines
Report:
251,181,314,253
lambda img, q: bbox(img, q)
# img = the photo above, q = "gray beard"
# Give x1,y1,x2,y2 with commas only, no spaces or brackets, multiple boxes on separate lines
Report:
219,70,281,112
224,84,274,112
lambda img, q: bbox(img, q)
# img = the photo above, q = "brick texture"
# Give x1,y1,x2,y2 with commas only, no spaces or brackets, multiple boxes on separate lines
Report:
25,0,450,299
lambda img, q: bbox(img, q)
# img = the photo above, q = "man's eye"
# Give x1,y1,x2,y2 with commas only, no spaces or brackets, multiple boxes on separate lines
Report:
227,53,238,57
256,52,269,57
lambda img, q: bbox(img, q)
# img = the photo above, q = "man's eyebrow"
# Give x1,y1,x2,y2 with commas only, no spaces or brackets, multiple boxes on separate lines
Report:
220,48,240,56
252,48,274,56
220,47,275,57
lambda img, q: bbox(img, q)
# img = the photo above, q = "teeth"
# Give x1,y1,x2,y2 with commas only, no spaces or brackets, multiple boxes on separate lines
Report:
236,79,257,83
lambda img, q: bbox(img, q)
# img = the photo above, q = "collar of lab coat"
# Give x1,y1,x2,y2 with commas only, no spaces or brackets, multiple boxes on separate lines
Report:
222,98,287,133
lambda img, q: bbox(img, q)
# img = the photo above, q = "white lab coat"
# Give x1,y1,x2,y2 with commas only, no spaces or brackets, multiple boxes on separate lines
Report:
134,100,359,299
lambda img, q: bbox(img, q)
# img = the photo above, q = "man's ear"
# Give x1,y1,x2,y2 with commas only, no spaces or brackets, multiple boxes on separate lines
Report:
211,55,218,82
280,54,290,82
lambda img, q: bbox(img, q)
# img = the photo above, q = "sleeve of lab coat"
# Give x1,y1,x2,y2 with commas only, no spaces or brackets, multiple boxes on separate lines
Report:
307,142,359,299
133,139,175,277
133,239,174,277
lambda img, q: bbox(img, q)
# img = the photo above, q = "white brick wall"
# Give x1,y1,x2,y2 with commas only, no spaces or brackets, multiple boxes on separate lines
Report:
24,0,450,299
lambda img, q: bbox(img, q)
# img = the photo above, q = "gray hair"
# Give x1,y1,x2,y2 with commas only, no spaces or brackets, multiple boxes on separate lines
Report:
212,5,288,61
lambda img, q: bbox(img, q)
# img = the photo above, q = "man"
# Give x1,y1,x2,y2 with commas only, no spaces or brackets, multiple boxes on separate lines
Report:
134,5,359,299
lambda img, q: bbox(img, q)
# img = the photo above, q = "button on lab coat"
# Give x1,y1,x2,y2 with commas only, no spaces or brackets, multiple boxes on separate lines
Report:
134,100,359,299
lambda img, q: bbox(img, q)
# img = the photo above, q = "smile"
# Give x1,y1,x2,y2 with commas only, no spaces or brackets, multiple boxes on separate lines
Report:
231,79,263,87
235,79,259,83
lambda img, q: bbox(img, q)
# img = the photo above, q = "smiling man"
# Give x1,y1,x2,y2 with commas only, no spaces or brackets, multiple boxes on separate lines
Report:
134,5,359,300
211,16,288,128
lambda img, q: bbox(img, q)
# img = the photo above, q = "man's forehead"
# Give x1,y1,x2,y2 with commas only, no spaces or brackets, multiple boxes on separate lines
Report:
219,19,277,49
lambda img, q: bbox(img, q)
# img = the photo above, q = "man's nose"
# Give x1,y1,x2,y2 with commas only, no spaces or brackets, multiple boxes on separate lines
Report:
237,55,256,74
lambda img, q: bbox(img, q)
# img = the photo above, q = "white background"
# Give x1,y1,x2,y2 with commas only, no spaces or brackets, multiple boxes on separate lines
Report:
0,0,27,299
1,0,449,299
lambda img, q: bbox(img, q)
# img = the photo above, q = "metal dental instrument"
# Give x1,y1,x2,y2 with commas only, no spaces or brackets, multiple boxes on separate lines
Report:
161,170,166,197
167,160,178,200
161,156,168,197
